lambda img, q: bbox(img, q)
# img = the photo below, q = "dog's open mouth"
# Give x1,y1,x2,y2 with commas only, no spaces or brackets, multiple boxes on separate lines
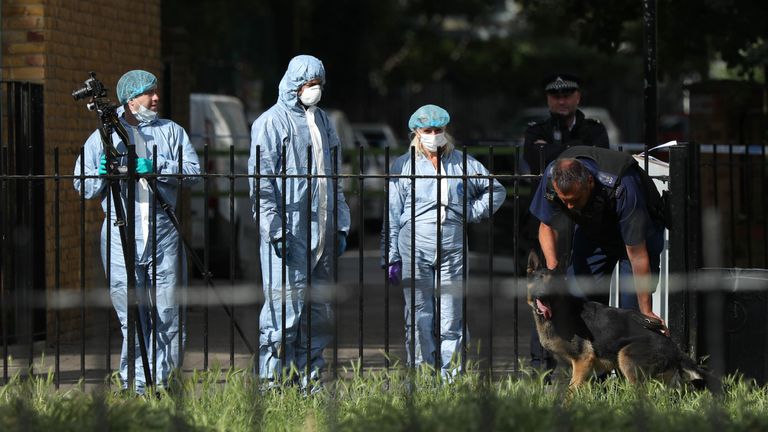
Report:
534,298,552,320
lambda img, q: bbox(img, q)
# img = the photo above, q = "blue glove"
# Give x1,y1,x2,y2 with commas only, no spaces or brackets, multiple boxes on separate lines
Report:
337,232,347,257
272,238,290,260
387,261,402,286
98,155,108,175
135,157,153,174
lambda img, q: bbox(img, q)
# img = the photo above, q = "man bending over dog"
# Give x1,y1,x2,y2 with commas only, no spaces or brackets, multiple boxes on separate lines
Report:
529,146,666,325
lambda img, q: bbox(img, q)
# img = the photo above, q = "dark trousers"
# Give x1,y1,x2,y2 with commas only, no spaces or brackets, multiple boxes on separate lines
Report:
570,224,664,306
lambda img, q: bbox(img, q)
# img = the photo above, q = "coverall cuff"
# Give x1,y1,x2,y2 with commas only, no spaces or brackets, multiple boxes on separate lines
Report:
154,156,170,175
269,229,286,243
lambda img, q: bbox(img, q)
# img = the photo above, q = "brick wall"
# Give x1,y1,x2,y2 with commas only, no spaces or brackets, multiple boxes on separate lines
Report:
2,0,163,340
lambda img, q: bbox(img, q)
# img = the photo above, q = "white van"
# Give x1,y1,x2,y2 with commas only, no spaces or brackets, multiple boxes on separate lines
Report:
326,111,398,233
188,93,254,277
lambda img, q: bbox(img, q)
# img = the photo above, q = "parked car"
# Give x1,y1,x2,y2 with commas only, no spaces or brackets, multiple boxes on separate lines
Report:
188,93,253,278
350,123,402,231
324,109,368,241
352,123,400,150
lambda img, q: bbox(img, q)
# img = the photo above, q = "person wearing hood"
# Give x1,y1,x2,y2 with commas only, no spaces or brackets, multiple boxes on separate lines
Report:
73,69,201,394
383,104,506,378
248,55,351,386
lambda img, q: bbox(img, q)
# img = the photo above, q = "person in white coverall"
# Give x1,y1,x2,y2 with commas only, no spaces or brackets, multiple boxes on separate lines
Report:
248,55,351,386
383,104,506,378
74,70,200,393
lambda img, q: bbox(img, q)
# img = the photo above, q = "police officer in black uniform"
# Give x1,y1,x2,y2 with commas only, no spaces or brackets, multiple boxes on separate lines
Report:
523,74,610,376
523,73,609,174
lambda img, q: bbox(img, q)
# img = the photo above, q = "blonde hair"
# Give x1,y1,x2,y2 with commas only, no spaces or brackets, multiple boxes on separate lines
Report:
409,130,455,158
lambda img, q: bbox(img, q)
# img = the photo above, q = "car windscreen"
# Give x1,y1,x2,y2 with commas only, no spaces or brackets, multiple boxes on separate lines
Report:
360,131,388,148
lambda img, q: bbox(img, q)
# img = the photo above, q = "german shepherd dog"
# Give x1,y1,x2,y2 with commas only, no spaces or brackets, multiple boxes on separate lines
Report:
526,252,712,391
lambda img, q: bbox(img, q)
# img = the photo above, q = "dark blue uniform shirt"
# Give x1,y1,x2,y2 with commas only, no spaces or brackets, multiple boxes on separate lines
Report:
529,159,655,254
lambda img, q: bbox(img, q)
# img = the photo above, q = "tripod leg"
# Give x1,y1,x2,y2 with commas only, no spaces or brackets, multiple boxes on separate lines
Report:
95,111,154,392
152,184,255,354
109,179,153,390
136,323,153,388
133,295,153,390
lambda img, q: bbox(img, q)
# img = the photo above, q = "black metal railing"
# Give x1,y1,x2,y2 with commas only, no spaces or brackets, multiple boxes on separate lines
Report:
2,98,768,388
0,82,46,384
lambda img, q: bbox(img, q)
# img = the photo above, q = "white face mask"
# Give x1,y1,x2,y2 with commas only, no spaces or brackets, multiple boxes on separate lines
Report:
131,103,158,124
299,85,322,106
419,132,447,153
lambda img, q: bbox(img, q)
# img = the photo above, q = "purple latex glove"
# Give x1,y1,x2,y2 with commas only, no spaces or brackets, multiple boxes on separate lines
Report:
387,261,402,286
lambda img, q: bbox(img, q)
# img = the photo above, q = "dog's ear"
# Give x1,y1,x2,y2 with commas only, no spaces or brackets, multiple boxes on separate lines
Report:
527,249,542,275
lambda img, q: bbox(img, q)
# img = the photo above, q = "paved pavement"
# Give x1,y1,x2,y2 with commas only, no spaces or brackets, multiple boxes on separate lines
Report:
2,251,536,388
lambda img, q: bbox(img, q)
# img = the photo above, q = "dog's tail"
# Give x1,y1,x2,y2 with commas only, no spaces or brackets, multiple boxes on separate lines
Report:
678,355,721,392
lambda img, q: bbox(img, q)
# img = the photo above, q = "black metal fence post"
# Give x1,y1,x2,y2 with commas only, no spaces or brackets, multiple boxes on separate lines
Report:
461,147,468,373
54,148,61,388
255,144,262,376
668,144,691,349
435,148,442,375
409,146,417,371
151,147,158,388
79,148,86,384
512,143,520,374
487,144,495,375
126,145,137,391
280,143,287,380
384,146,391,370
229,145,236,368
203,144,210,371
176,145,186,378
688,143,702,357
332,145,339,378
357,144,364,365
306,144,313,382
2,122,8,385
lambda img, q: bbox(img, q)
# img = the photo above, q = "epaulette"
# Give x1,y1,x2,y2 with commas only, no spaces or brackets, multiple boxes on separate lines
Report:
527,120,539,127
585,117,602,125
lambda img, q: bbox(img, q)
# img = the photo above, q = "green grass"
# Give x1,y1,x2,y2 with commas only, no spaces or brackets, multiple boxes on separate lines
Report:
1,365,768,431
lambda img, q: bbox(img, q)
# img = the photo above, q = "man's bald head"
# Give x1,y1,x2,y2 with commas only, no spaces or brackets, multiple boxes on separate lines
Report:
552,158,591,193
551,158,594,211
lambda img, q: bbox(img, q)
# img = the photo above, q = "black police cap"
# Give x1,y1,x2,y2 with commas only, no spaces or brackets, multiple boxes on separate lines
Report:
543,74,581,94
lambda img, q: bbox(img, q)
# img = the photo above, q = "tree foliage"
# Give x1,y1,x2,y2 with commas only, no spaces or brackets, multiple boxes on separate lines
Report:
519,0,768,79
162,0,691,136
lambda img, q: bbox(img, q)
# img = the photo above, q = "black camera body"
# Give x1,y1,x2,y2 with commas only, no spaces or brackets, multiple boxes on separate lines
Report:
73,71,124,159
72,71,107,101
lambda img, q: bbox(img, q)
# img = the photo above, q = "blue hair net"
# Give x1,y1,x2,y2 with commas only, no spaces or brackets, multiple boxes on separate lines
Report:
116,70,157,104
408,104,450,130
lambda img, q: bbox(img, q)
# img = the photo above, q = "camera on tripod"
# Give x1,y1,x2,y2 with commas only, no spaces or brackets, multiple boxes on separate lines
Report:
72,71,106,101
72,70,123,160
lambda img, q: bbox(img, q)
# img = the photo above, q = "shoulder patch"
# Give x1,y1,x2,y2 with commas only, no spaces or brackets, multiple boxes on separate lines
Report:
597,171,618,188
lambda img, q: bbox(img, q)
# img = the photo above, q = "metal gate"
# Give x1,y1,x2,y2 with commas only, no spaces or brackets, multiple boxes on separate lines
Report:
0,82,46,353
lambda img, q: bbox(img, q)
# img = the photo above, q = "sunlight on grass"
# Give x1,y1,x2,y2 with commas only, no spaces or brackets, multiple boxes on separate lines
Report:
1,365,768,431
